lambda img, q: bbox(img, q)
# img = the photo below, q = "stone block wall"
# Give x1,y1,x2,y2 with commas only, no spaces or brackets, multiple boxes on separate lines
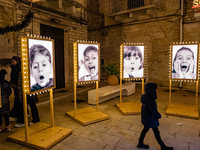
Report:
0,0,88,88
88,0,200,91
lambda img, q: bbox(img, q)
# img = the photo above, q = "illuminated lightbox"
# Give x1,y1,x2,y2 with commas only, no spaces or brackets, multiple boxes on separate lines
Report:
77,43,100,82
28,38,55,93
123,45,145,79
171,44,198,80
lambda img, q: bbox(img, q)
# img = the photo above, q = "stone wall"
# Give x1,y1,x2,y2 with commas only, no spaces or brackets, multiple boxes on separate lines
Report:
0,0,88,88
88,0,200,90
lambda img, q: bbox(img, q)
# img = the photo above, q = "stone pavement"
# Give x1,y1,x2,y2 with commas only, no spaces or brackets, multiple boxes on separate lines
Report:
0,82,200,150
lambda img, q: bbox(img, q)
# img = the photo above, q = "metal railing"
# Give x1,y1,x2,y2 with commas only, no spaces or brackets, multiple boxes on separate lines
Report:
128,0,144,9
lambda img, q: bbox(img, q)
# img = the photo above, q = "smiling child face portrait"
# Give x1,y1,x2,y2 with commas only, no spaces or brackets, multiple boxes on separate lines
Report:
175,49,194,75
84,50,98,76
31,52,52,87
124,50,141,74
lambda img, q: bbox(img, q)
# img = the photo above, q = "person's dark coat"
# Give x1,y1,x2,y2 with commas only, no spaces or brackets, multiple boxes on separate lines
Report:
141,83,161,128
10,63,21,95
0,80,12,115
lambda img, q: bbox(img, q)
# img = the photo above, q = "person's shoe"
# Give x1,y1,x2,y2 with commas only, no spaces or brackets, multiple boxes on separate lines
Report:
161,146,174,150
137,143,149,149
2,126,11,132
9,117,15,122
29,122,34,126
15,123,25,128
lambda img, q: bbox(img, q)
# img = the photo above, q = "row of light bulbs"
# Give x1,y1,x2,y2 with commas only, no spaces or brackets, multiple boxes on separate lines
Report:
123,42,144,45
27,34,51,39
30,90,50,96
77,40,97,43
173,41,198,44
171,80,196,82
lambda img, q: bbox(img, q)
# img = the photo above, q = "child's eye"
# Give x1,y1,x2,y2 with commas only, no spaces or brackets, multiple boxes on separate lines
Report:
43,63,47,67
187,57,191,60
92,56,96,60
33,64,38,69
135,57,139,60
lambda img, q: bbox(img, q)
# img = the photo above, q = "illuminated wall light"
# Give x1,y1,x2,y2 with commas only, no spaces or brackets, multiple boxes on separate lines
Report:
189,42,191,43
34,35,36,37
179,42,181,44
40,36,42,38
192,41,194,43
27,34,29,36
182,42,184,44
31,35,33,37
134,43,136,44
176,42,178,44
80,40,82,42
37,35,39,38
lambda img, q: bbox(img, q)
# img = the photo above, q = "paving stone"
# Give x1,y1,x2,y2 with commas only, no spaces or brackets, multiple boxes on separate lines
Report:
79,129,102,140
94,132,121,146
107,127,135,139
70,137,106,150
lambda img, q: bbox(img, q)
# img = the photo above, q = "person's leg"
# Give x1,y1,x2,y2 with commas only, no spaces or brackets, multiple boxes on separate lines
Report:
152,127,174,150
0,115,2,131
9,94,19,118
137,126,150,148
2,114,11,132
15,102,24,128
152,127,165,147
29,102,40,123
4,114,9,126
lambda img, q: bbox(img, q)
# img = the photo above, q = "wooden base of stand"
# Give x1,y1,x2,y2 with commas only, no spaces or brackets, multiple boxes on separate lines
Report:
116,101,142,115
66,107,110,126
166,103,199,119
7,122,72,150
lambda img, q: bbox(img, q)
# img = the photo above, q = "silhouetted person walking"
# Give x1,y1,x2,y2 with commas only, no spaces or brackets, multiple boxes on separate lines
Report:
137,82,173,150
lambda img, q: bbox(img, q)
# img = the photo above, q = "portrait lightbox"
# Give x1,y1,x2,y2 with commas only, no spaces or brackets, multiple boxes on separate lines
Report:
123,45,145,79
171,44,198,80
28,38,55,93
77,43,100,82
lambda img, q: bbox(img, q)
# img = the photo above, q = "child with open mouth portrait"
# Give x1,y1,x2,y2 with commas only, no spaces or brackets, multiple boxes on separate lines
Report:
29,44,54,91
79,45,98,81
123,46,144,78
172,46,196,79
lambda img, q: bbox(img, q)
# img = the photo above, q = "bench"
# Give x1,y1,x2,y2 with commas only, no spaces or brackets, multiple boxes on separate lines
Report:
88,82,136,105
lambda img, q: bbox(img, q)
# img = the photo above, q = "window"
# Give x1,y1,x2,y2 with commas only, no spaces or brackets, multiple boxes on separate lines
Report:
127,0,144,9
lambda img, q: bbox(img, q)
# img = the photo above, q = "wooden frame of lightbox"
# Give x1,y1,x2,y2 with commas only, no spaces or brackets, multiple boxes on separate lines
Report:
167,41,200,119
27,37,56,95
116,43,147,115
7,36,72,149
66,40,109,125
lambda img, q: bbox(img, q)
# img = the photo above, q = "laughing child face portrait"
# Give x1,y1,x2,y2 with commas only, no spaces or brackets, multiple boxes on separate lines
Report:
83,46,98,77
172,47,196,79
29,44,53,90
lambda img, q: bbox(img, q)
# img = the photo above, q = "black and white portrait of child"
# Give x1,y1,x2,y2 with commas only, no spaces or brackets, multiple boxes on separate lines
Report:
78,44,99,82
28,39,54,91
172,45,198,79
123,46,144,79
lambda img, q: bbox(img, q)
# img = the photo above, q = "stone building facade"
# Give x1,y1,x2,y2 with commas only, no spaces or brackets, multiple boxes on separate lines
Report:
88,0,200,90
0,0,88,88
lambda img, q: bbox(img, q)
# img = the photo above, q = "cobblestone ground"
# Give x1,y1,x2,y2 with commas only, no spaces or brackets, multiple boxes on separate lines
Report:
0,83,200,150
